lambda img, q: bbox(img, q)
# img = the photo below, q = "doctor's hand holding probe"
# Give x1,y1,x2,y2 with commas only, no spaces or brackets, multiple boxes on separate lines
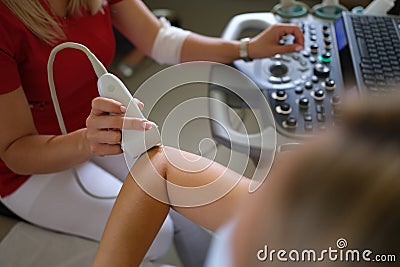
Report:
89,10,305,158
0,0,304,266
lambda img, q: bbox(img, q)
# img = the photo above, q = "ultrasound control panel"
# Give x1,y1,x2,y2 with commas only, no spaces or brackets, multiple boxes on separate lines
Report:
221,13,345,139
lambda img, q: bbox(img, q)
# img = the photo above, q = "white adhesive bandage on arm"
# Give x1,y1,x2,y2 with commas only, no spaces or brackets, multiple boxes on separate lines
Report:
151,17,191,65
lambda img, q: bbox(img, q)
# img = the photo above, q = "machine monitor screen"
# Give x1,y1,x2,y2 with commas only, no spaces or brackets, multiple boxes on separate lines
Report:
334,16,348,52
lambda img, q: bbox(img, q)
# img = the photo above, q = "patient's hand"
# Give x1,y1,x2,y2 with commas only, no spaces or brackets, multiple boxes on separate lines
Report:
85,96,152,156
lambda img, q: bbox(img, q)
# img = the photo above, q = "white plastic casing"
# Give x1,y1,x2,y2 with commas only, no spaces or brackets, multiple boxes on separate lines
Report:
364,0,395,15
97,73,162,158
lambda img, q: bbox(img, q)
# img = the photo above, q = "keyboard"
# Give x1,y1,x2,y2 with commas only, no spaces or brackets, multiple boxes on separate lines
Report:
342,12,400,94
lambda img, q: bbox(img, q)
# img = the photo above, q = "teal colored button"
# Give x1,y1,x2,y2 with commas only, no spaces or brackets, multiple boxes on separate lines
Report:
319,54,332,63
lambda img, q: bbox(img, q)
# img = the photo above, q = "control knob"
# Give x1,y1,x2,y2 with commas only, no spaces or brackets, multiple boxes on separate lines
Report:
314,63,330,78
269,61,288,77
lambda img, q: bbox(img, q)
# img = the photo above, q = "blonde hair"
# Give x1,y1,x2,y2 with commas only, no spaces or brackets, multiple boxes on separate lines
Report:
2,0,104,45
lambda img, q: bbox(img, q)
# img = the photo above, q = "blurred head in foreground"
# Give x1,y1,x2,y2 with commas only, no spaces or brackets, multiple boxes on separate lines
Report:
231,93,400,267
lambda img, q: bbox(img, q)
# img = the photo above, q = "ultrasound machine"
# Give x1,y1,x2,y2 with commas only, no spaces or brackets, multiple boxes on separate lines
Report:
208,0,400,160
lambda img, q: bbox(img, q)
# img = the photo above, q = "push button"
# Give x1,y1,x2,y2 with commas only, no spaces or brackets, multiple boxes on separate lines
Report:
304,113,313,121
325,39,333,49
305,81,313,90
324,78,336,90
313,89,325,101
295,86,304,94
302,50,311,58
299,97,310,109
269,76,282,84
310,43,319,54
283,117,297,128
317,113,326,122
282,76,292,83
316,104,325,114
304,122,313,131
276,103,292,115
272,90,288,101
276,90,286,98
319,51,332,63
310,57,317,64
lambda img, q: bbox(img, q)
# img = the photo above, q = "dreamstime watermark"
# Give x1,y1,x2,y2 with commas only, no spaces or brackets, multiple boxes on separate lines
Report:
257,238,397,263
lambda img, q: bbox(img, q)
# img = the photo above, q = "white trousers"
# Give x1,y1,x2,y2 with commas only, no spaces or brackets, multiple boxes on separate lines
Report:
0,154,173,261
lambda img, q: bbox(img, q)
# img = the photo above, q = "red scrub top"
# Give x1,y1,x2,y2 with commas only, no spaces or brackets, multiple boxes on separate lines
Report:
0,0,123,197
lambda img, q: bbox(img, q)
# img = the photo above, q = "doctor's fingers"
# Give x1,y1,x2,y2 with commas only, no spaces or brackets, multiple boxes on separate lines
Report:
86,129,122,145
86,118,152,155
91,97,145,115
123,117,153,130
91,97,126,115
86,128,123,156
86,114,152,130
271,23,304,46
89,142,123,156
273,43,304,55
133,98,145,110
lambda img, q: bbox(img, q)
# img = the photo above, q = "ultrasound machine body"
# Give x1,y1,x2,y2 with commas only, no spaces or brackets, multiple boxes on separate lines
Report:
208,9,400,159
